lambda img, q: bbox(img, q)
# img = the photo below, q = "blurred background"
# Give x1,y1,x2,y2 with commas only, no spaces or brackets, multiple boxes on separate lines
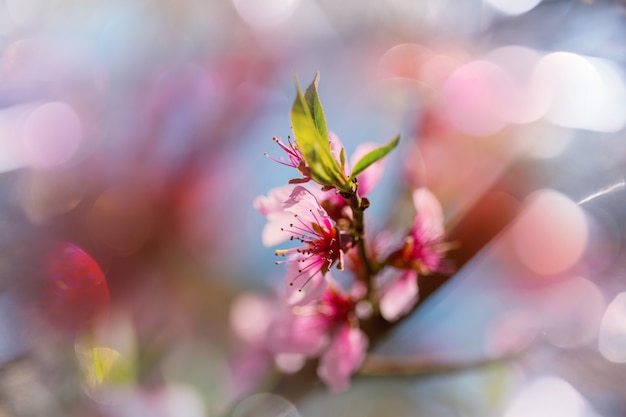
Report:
0,0,625,416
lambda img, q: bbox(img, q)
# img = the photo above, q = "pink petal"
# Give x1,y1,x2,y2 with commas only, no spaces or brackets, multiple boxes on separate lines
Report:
255,185,299,247
266,311,329,356
412,187,444,241
379,269,419,322
328,132,345,169
285,260,328,306
283,186,328,224
261,212,297,247
255,184,332,247
317,325,368,393
350,143,385,197
253,184,295,218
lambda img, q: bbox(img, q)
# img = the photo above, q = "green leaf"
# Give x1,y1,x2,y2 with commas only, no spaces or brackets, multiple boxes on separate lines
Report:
304,72,329,142
349,135,400,180
339,147,347,171
291,73,348,191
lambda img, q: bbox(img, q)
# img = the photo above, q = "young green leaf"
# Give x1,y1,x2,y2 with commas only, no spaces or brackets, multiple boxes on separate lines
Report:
339,147,347,171
291,73,349,191
304,72,329,142
349,135,400,181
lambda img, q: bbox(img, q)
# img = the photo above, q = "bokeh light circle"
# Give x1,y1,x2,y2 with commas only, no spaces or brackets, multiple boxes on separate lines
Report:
486,0,542,15
232,0,300,28
504,377,589,417
533,52,626,132
232,393,300,417
599,292,626,363
20,101,82,168
442,60,509,137
484,45,549,124
230,293,274,345
542,277,605,349
510,190,588,276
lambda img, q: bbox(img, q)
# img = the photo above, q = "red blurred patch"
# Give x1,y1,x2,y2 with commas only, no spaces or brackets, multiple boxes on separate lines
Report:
41,241,109,331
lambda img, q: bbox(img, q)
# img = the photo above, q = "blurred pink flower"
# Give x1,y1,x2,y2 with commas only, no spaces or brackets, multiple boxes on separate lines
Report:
378,269,419,322
318,324,368,393
389,187,446,272
267,280,368,392
380,188,447,321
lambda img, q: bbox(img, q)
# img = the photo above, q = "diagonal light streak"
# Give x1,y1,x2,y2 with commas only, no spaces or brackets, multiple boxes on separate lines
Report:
577,179,625,205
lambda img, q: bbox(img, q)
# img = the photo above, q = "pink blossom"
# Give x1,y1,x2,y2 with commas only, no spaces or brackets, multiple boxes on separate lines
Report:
411,187,445,261
253,184,295,220
267,306,331,356
253,183,329,247
276,186,345,276
380,188,447,321
266,281,368,392
389,187,446,273
255,186,350,304
318,325,368,393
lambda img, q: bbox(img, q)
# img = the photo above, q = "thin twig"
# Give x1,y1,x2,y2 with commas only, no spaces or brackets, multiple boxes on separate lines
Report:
359,348,526,377
348,193,375,296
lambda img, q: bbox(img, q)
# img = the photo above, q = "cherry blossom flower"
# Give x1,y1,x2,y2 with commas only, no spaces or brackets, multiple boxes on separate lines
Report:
379,187,448,322
275,187,346,283
266,279,368,392
254,183,337,247
255,186,352,304
317,325,368,393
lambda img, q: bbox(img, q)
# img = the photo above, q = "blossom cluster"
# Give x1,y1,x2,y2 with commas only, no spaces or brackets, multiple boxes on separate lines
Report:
253,74,451,392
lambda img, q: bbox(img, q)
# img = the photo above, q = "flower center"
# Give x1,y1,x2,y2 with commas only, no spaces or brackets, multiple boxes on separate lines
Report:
407,231,443,272
319,287,354,325
275,211,342,289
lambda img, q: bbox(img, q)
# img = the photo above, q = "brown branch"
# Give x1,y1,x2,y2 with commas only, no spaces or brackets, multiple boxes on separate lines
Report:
359,349,525,377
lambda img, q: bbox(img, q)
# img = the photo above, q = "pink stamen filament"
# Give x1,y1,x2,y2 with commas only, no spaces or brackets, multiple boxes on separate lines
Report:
265,137,302,168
